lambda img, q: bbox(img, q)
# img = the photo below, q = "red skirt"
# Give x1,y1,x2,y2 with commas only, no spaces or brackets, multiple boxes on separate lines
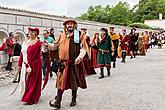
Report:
91,48,99,68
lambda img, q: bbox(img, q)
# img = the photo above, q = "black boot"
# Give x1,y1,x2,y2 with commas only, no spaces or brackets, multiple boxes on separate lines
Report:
113,62,116,68
70,96,76,107
49,96,62,109
70,90,77,106
130,56,133,59
121,52,124,63
107,68,111,76
99,68,104,79
123,52,126,63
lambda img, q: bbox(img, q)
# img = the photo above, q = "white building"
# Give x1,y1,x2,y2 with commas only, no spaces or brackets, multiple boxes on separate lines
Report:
145,19,165,30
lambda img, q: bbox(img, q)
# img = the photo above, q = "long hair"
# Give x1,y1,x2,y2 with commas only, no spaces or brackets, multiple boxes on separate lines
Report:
92,33,99,43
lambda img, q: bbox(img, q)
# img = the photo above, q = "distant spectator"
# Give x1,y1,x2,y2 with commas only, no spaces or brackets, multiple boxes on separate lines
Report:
49,28,55,40
12,34,22,83
5,32,14,71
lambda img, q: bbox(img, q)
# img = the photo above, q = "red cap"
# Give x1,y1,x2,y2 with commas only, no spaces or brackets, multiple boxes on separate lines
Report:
28,27,39,35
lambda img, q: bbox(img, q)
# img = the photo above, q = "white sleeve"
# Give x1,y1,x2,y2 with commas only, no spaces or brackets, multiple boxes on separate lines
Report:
48,43,58,51
76,47,86,60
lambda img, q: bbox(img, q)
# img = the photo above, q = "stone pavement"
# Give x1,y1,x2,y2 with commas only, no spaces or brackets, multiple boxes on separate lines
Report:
0,46,165,110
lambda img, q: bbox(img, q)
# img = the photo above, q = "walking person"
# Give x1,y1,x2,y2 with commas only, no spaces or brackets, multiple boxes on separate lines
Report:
12,34,22,83
97,28,112,79
109,27,120,68
129,28,139,59
48,19,89,109
18,27,42,105
41,30,54,79
119,29,130,63
5,32,14,71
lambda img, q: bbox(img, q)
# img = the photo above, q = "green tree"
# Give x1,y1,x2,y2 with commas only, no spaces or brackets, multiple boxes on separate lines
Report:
108,2,132,25
133,0,165,22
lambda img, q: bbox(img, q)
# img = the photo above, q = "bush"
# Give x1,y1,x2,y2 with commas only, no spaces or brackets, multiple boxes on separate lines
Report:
128,23,151,29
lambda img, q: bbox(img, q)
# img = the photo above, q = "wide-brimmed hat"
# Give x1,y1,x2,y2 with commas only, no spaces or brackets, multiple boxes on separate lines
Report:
81,28,87,30
28,27,39,35
109,26,115,29
63,19,77,25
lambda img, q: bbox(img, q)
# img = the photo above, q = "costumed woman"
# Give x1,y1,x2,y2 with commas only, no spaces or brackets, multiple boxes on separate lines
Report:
18,27,42,105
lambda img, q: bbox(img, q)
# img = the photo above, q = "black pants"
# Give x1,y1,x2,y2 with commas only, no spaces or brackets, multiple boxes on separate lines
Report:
121,52,127,62
6,54,12,70
113,48,118,62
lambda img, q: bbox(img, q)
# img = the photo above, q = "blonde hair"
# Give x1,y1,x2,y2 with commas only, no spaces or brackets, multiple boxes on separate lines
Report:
14,33,20,42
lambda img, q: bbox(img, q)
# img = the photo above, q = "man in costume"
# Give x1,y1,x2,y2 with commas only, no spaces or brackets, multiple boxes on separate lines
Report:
138,32,146,56
129,28,139,59
109,26,120,68
48,19,89,109
143,31,149,52
0,33,15,71
81,28,96,75
5,32,14,71
119,29,130,63
97,28,112,79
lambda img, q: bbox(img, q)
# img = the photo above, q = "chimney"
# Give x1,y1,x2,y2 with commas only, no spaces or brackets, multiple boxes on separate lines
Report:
159,13,162,20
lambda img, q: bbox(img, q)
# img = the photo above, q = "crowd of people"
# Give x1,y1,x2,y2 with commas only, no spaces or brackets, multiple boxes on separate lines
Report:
0,19,164,109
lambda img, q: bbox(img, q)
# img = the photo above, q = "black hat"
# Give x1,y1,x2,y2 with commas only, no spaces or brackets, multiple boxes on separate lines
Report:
100,28,108,33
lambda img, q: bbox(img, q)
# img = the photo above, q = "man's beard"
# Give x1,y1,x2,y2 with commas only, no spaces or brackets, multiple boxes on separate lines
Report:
67,26,74,33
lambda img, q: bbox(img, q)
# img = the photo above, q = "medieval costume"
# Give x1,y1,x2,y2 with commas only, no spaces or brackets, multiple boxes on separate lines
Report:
97,28,112,79
143,31,149,52
18,28,42,105
91,33,99,68
119,29,130,63
109,27,120,68
5,32,14,71
129,28,139,59
157,35,163,49
81,28,96,75
48,19,89,109
138,33,146,56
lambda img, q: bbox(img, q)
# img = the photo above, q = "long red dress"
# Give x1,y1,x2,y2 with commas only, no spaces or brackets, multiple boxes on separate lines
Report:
91,48,98,68
18,40,42,104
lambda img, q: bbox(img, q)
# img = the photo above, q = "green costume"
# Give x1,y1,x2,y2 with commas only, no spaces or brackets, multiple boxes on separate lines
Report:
97,35,112,67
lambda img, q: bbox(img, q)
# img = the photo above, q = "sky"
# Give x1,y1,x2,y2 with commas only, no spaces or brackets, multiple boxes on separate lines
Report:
0,0,139,17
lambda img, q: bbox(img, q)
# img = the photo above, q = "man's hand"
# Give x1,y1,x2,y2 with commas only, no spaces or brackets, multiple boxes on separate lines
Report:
75,57,82,64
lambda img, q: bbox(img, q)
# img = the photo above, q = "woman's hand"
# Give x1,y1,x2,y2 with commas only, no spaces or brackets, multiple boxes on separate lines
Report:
26,66,32,75
2,38,6,43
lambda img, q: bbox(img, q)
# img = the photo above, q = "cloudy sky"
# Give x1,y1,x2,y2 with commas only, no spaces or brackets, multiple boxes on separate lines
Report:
0,0,139,17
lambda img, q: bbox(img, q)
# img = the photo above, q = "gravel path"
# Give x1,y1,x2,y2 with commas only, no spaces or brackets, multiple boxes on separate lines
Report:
0,46,165,110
